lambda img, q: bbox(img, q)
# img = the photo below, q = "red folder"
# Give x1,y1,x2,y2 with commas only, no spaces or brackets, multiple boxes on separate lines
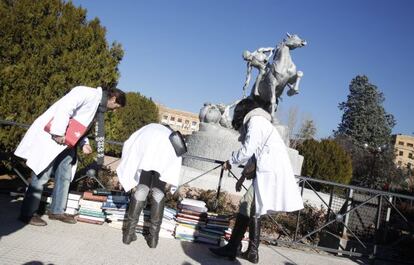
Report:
44,118,87,147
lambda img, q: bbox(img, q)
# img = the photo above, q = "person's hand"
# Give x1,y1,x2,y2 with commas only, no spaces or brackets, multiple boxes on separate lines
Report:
235,178,244,192
52,135,65,145
82,144,93,155
222,160,231,170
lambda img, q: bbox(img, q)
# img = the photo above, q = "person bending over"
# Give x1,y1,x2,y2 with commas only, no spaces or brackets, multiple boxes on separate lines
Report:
117,123,187,248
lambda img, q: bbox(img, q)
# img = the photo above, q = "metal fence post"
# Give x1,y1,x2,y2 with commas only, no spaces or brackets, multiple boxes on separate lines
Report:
342,188,353,237
214,167,225,210
371,195,383,261
294,179,305,241
326,186,334,223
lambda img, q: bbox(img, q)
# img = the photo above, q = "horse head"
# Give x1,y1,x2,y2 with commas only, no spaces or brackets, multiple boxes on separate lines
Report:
284,33,307,50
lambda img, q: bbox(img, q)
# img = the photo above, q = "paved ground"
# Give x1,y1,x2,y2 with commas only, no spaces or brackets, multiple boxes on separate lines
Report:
0,194,396,265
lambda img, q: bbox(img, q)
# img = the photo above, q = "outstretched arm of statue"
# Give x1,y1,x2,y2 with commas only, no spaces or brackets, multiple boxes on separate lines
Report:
257,47,275,59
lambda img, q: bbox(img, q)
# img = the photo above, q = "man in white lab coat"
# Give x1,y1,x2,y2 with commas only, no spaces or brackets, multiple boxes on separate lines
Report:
210,97,303,263
117,123,187,248
15,86,126,226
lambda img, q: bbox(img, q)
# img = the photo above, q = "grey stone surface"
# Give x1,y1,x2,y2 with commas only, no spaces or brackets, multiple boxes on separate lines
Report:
183,123,243,175
0,194,390,265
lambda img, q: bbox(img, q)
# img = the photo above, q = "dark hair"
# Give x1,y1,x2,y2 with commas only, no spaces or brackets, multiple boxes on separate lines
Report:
232,97,272,130
108,88,126,107
232,98,259,130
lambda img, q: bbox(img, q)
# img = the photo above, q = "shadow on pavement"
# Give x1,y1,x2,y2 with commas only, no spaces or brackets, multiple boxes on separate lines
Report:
22,261,54,265
0,194,27,240
180,241,242,265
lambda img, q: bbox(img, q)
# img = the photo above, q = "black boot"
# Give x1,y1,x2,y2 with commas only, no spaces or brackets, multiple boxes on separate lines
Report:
240,216,261,263
123,196,146,245
209,213,250,260
146,196,165,248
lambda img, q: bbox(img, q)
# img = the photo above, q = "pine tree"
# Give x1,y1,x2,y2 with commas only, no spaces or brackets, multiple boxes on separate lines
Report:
334,75,396,188
0,0,123,152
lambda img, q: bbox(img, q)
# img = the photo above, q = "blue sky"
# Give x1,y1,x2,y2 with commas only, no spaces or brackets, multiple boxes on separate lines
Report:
72,0,414,138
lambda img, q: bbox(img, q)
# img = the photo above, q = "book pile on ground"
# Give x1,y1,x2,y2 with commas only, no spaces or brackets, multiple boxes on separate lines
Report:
76,191,106,225
159,207,177,239
197,212,230,245
174,198,208,242
135,206,177,239
65,193,81,215
42,192,81,216
104,194,129,229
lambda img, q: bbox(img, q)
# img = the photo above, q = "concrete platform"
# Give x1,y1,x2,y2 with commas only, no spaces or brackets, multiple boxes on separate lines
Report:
0,194,395,265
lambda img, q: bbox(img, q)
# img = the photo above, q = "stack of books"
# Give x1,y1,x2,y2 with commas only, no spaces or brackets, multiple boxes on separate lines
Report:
135,206,178,239
42,192,81,216
76,191,106,225
104,194,129,229
174,198,208,242
197,213,230,245
65,193,82,215
159,207,177,239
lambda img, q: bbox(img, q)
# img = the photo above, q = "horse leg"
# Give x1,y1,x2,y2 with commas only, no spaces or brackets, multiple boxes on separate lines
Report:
287,71,303,96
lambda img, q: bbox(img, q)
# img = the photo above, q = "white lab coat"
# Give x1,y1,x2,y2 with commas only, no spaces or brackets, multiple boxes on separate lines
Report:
116,124,182,192
230,108,304,216
14,86,103,179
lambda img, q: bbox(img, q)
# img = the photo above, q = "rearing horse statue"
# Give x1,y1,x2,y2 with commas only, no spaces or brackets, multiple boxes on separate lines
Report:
253,33,307,114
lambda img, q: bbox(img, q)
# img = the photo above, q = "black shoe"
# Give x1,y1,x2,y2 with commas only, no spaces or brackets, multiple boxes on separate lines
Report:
48,213,77,224
240,248,259,264
209,245,237,260
210,213,250,260
19,214,47,226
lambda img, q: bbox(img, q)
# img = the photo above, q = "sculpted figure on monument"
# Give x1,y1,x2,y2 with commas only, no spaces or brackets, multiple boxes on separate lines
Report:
242,47,274,98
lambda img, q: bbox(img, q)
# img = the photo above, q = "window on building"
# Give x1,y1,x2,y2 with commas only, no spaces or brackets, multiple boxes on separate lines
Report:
408,163,412,169
191,121,198,128
408,143,414,148
399,151,404,156
397,161,402,166
184,120,190,129
161,115,168,122
169,117,175,124
177,118,183,127
398,141,404,145
409,153,413,159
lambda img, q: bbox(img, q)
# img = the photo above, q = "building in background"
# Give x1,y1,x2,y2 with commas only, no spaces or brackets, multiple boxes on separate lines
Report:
393,134,414,169
156,103,199,135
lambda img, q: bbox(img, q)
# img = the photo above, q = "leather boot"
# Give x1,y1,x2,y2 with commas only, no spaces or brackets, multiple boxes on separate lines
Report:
240,215,261,263
146,196,165,248
209,213,250,260
123,196,146,245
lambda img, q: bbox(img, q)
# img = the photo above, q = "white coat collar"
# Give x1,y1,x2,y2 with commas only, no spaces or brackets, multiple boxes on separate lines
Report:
243,108,272,125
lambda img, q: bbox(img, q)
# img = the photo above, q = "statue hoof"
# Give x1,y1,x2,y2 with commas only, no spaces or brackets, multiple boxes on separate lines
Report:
287,89,298,96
